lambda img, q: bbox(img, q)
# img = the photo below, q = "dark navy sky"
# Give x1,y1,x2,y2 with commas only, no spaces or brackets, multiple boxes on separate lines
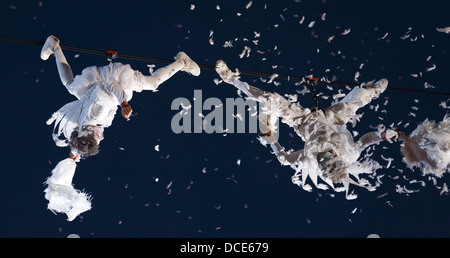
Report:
1,0,449,238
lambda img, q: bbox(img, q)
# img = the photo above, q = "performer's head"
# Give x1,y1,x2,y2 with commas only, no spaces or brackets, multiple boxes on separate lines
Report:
317,150,349,183
69,125,103,158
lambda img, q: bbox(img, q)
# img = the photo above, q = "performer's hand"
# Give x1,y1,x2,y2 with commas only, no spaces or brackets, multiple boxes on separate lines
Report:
263,130,277,144
382,129,399,141
70,152,80,162
121,101,133,120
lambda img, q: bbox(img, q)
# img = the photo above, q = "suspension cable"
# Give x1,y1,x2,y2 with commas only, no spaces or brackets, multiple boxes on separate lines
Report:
1,35,449,97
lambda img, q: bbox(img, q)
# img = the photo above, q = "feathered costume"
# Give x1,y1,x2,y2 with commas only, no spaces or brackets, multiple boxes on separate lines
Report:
45,63,141,221
263,86,385,200
401,114,450,177
214,58,389,200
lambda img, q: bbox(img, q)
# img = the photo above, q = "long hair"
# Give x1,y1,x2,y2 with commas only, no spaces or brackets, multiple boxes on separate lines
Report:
317,152,349,183
69,129,100,158
401,137,427,165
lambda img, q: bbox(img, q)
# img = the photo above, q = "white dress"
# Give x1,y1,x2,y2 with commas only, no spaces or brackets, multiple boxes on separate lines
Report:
44,62,145,221
46,62,144,147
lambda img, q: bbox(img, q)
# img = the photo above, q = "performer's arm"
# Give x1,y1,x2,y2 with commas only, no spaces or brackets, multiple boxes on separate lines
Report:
271,142,304,166
265,131,303,166
356,129,398,151
102,82,132,119
69,151,80,162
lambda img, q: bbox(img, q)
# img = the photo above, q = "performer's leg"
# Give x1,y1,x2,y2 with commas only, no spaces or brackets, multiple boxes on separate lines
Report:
54,45,74,87
41,35,74,87
339,79,388,109
138,52,200,91
139,59,184,91
326,79,388,125
215,60,312,132
229,79,271,101
219,72,287,131
215,59,269,102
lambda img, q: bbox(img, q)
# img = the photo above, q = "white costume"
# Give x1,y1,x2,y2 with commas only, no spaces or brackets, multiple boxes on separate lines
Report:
41,35,200,221
401,115,450,177
47,62,143,147
46,49,199,148
265,88,388,199
215,60,391,199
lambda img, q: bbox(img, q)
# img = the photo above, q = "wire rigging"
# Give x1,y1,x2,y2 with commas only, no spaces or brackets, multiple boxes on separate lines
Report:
1,35,449,97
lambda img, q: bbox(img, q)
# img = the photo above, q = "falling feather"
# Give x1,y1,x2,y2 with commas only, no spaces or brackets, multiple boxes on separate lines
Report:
426,63,436,72
299,16,305,24
209,30,214,45
223,40,234,48
424,82,435,89
267,74,279,84
381,155,394,168
239,46,251,58
436,27,450,34
354,71,360,81
380,32,389,40
327,35,335,42
341,28,351,35
439,101,450,109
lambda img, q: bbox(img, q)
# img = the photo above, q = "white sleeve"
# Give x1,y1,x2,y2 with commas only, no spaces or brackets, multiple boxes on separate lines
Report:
270,142,304,166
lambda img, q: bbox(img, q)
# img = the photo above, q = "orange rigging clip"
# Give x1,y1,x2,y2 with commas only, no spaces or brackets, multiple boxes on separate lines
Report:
106,49,118,62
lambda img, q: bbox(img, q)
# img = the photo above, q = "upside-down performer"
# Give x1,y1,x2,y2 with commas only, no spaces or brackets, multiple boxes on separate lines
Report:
398,115,450,177
215,59,399,199
41,35,200,221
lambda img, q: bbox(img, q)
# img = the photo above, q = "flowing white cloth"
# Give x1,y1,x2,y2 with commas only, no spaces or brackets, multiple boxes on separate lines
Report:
44,158,91,221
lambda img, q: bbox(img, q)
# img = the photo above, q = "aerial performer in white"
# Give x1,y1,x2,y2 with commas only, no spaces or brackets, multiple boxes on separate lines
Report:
215,60,399,199
41,35,201,221
398,115,450,177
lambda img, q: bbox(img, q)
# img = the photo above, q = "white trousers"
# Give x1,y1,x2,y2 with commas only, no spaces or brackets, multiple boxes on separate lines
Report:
324,84,386,125
53,46,185,94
